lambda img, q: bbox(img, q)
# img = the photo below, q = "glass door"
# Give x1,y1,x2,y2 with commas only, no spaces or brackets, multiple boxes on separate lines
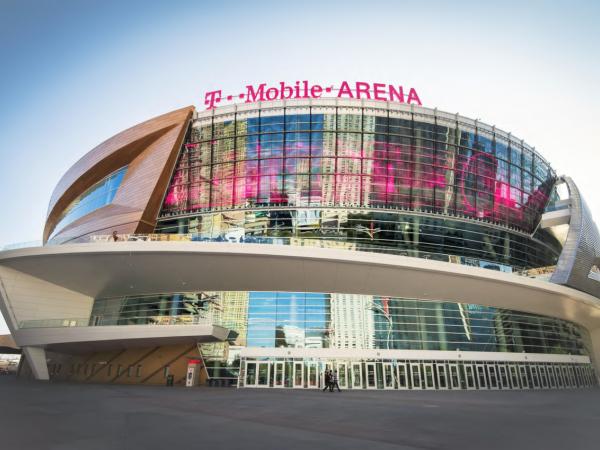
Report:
293,361,304,388
547,365,557,389
487,364,499,390
436,363,448,389
449,363,461,389
245,361,257,387
464,364,476,390
397,363,409,389
306,362,319,389
274,361,285,388
518,365,530,389
423,363,436,389
410,363,422,389
509,365,520,389
257,362,270,387
538,365,548,389
351,362,363,389
336,362,348,389
366,362,377,389
530,365,541,389
475,364,487,389
383,363,395,389
497,364,509,389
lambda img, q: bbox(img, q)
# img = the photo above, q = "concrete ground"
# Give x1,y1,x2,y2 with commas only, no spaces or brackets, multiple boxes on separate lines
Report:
0,377,599,450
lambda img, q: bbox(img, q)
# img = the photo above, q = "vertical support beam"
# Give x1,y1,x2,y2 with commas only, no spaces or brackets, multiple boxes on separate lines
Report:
22,346,49,381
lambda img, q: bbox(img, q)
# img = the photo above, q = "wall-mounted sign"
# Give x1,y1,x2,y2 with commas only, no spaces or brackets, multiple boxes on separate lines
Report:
203,81,421,109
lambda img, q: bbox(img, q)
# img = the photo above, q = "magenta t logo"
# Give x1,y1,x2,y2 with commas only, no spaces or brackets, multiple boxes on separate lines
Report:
204,90,222,109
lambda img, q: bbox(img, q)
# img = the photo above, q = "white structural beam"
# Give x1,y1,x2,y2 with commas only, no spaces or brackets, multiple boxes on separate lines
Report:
14,323,230,354
540,209,571,229
1,242,600,373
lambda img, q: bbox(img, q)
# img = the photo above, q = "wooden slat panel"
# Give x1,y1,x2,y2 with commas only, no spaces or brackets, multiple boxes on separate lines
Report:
45,106,194,243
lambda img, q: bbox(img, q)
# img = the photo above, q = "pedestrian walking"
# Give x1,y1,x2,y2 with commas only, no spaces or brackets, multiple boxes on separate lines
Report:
330,370,341,392
322,369,331,392
111,230,119,242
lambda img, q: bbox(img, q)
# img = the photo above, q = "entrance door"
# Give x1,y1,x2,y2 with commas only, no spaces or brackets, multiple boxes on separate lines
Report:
475,364,487,389
366,362,377,389
257,362,270,387
530,365,541,389
351,362,363,389
410,363,422,389
449,363,461,389
245,361,257,387
464,364,476,390
293,362,304,388
575,366,584,387
436,363,448,389
560,366,570,388
509,365,520,389
497,364,509,389
538,365,549,389
555,365,566,388
547,365,557,389
518,365,530,389
397,363,409,389
274,362,285,388
306,362,319,389
423,363,436,389
487,364,499,390
336,362,348,389
568,366,577,388
383,363,395,389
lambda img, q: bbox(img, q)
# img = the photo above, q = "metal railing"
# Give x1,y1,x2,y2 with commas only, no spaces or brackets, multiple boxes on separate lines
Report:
19,314,212,329
2,232,558,281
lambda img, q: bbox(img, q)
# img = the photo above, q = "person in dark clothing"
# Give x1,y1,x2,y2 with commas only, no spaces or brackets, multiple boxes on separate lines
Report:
111,231,119,242
322,369,331,392
330,370,341,392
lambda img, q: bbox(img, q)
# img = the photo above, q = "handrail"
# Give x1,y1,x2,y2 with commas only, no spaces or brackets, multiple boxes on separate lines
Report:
19,314,212,329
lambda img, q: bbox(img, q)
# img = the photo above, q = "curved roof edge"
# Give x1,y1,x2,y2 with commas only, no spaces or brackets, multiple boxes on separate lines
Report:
550,176,600,297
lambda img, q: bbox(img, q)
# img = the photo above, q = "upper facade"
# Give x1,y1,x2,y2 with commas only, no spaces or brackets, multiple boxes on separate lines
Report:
41,98,600,295
161,100,555,233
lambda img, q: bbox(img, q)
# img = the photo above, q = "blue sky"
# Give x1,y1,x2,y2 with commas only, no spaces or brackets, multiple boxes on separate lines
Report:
0,0,599,333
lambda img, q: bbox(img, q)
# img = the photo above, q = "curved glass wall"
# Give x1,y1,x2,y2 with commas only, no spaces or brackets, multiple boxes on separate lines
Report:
156,209,561,270
90,291,589,356
161,105,555,233
51,166,127,238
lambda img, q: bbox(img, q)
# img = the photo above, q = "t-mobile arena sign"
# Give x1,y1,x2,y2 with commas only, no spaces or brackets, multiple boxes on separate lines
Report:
203,81,422,109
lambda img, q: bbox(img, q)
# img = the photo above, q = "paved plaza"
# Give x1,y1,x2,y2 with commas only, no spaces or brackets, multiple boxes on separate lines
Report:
0,377,598,450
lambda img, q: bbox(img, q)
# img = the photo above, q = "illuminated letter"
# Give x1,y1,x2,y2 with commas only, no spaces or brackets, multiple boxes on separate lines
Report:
204,90,222,109
280,82,294,99
337,81,354,98
301,80,309,98
407,88,422,105
245,83,266,103
266,87,278,100
373,83,386,101
310,85,323,98
388,85,404,103
355,81,371,99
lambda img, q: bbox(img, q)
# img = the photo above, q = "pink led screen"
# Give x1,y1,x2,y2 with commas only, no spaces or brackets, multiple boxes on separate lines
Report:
162,110,554,233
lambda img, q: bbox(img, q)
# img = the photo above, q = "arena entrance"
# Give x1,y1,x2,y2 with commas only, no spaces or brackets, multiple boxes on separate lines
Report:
238,349,597,390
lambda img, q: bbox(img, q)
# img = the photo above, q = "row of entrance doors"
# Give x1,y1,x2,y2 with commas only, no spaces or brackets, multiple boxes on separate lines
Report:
241,359,598,390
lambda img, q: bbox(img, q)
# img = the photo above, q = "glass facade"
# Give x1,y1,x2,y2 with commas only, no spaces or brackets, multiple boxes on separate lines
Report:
51,166,127,238
161,107,554,231
90,290,589,382
157,105,560,271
